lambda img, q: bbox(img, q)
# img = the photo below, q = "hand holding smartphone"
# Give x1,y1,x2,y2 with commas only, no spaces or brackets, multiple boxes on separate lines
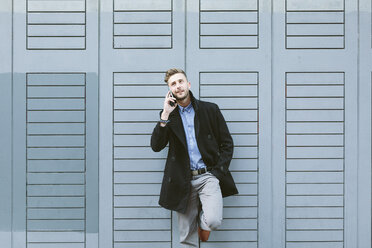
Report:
168,91,176,107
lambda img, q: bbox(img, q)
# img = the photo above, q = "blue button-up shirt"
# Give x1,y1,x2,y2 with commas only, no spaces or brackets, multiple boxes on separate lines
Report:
178,103,206,171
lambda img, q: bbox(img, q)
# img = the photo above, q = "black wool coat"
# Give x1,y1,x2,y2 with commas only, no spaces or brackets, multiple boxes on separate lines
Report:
151,92,238,213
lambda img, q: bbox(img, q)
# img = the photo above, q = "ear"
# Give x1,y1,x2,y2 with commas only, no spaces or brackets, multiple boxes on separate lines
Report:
188,81,191,89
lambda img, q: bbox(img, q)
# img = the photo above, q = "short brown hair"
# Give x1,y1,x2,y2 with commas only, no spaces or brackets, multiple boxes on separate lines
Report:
164,68,187,83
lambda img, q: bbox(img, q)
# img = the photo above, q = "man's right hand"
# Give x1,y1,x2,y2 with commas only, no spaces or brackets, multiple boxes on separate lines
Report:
161,91,177,124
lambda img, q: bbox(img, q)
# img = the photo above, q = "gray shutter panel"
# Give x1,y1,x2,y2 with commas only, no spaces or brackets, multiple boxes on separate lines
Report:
285,72,345,247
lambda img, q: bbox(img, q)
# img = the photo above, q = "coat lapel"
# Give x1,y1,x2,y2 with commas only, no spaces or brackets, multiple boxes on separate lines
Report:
168,108,187,149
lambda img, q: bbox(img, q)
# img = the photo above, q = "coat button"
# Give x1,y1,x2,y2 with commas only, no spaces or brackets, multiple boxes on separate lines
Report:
220,166,224,172
207,134,212,139
171,156,175,161
168,177,172,183
217,152,220,156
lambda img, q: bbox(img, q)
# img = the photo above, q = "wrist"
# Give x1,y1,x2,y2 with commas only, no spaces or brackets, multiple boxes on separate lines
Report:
161,111,170,120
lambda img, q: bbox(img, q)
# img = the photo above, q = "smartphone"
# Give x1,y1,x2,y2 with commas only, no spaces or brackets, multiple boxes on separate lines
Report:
168,91,176,107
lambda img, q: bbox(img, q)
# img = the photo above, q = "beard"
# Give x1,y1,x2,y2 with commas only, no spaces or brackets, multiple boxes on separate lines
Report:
174,89,189,101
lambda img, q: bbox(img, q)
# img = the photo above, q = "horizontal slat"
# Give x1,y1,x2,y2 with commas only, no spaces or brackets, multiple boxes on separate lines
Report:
201,242,258,248
28,160,85,172
28,99,85,110
287,86,344,97
28,185,85,196
286,123,343,134
287,98,343,109
287,196,343,207
230,159,258,171
287,183,343,195
201,12,258,23
113,72,163,85
114,147,167,159
27,172,85,184
28,1,85,11
286,110,344,122
201,24,257,35
286,207,343,218
201,36,258,48
287,147,344,158
223,195,257,207
201,98,258,110
201,85,257,97
27,74,85,86
287,134,343,146
219,218,257,230
114,36,171,49
114,98,163,110
28,208,85,220
223,207,257,218
28,25,85,36
115,0,171,10
114,184,161,195
114,85,164,97
208,230,257,241
114,230,170,242
231,172,257,183
287,219,343,230
201,0,258,10
28,37,85,49
27,231,84,242
28,111,85,122
221,109,257,121
28,13,85,24
27,197,85,208
286,242,343,248
114,110,160,121
27,219,84,231
287,158,343,171
114,122,157,134
28,243,84,248
114,207,170,219
200,72,258,85
28,135,85,147
287,172,343,183
286,0,344,11
28,86,85,98
28,123,85,135
114,134,150,146
227,122,258,134
114,243,171,248
287,12,344,23
114,159,166,172
235,184,257,195
114,24,171,35
286,230,343,241
287,36,344,49
114,219,170,230
114,172,163,184
114,196,160,207
287,24,343,36
28,147,85,159
231,134,257,146
114,11,171,23
286,73,344,85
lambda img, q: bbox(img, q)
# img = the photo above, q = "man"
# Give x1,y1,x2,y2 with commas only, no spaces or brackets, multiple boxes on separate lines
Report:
151,68,238,247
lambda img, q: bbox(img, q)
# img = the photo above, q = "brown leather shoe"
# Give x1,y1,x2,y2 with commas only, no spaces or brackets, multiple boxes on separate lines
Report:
198,227,211,242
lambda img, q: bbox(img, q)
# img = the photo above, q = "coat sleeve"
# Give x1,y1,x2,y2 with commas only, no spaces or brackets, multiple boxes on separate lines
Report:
211,105,234,177
150,112,170,152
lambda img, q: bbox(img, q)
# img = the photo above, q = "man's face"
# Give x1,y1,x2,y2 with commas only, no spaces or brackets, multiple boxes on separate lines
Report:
167,73,191,101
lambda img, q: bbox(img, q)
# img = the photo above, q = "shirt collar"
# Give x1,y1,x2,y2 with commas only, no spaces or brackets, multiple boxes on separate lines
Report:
179,102,193,113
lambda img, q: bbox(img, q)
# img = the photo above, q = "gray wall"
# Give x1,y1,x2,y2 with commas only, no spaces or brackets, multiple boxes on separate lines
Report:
0,0,371,247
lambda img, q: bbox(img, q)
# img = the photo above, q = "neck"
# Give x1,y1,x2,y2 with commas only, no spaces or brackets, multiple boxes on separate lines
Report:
178,95,191,107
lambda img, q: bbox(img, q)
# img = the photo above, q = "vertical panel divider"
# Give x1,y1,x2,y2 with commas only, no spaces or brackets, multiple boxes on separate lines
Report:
358,0,372,247
0,0,13,246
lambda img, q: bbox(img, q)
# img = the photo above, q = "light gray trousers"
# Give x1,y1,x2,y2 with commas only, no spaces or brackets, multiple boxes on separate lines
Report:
177,172,223,247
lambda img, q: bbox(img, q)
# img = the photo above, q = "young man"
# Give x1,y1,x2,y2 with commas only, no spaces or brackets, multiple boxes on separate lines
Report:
151,68,238,247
